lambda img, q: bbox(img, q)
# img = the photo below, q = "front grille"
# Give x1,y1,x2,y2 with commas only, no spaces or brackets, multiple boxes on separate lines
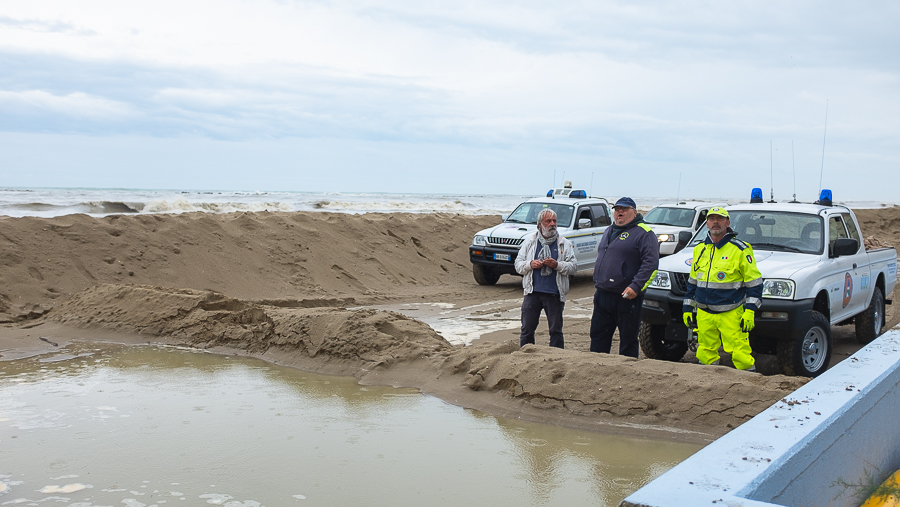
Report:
488,237,523,246
670,272,689,296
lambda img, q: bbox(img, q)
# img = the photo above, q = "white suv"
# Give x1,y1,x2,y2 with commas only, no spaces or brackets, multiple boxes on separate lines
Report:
643,201,727,256
469,193,612,285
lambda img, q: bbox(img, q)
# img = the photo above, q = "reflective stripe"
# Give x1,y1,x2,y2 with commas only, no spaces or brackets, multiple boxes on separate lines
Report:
697,302,743,312
745,297,762,307
683,298,696,307
745,278,763,287
687,277,697,285
696,280,744,290
642,270,658,291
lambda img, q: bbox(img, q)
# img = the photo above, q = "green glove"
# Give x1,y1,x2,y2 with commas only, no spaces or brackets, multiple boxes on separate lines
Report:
741,309,755,333
683,312,695,329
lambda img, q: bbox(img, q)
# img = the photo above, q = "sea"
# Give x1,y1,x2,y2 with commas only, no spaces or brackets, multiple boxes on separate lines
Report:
0,187,893,219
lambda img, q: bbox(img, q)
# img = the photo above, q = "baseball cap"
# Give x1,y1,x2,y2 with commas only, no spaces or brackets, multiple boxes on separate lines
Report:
707,207,730,218
613,197,636,209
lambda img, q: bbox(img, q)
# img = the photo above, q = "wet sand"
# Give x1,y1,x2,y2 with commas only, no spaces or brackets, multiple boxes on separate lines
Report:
1,208,898,443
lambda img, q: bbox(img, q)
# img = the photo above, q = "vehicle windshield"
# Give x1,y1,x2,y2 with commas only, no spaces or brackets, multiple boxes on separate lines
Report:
689,211,824,254
505,202,575,227
644,206,695,227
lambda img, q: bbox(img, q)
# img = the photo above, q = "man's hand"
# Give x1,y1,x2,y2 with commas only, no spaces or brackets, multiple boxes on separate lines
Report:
683,312,695,329
530,259,544,269
741,309,755,333
543,257,558,269
621,287,637,299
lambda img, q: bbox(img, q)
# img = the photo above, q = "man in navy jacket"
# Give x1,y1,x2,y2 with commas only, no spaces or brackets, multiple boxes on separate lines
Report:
589,197,659,357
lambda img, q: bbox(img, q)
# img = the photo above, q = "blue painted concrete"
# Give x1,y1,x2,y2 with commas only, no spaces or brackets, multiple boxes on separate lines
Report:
622,328,900,507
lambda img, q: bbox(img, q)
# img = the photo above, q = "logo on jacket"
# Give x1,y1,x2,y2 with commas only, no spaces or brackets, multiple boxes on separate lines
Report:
746,255,753,263
842,272,853,308
716,271,726,281
619,232,629,240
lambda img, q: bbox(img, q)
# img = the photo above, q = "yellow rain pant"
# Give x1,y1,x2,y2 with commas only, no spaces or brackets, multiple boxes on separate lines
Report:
696,307,755,370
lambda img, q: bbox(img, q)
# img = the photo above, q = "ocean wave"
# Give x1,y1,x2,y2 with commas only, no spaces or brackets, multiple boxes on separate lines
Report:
143,198,293,214
307,199,477,213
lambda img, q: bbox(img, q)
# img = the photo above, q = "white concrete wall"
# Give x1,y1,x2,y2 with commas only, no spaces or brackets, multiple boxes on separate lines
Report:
622,328,900,507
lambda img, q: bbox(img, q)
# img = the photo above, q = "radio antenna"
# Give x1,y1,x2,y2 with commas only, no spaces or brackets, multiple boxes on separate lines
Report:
791,140,797,202
819,100,829,194
589,171,594,197
676,173,682,203
769,140,775,202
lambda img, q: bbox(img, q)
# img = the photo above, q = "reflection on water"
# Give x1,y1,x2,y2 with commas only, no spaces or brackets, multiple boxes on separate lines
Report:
0,343,701,506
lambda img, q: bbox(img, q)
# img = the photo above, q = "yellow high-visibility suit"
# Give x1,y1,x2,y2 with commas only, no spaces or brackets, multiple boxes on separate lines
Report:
683,230,762,369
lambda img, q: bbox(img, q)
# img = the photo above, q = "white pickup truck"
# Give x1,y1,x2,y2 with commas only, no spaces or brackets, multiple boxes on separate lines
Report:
643,201,727,256
469,192,612,285
639,191,897,376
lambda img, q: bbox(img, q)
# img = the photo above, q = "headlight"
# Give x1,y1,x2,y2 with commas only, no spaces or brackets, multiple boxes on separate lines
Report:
657,234,676,242
649,271,671,290
473,235,487,246
762,279,795,299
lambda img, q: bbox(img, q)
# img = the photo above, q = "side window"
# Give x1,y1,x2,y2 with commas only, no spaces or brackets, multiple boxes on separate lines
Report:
841,213,862,246
697,210,708,228
591,205,611,226
829,215,850,254
575,207,593,229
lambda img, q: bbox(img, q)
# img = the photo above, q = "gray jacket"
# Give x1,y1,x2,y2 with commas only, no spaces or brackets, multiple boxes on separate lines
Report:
514,231,577,302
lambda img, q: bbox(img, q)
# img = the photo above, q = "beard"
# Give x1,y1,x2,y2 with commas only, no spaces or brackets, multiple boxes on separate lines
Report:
540,224,557,238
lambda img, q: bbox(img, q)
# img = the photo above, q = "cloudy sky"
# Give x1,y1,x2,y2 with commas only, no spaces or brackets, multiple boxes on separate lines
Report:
0,1,897,200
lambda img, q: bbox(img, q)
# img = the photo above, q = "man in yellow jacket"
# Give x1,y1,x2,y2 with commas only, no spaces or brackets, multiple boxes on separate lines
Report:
683,207,762,371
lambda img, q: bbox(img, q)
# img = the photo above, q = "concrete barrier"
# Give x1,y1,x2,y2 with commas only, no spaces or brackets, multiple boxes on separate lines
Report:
622,327,900,507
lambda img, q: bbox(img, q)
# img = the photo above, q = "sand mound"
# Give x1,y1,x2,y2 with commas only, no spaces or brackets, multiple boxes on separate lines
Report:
47,284,452,375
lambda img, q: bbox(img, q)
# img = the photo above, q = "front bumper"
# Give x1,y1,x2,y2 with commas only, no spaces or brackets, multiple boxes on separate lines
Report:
641,288,817,355
469,245,521,275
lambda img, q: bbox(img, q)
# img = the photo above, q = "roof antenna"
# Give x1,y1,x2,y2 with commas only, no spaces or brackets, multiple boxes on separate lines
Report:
791,140,798,202
769,140,775,202
819,99,829,195
676,173,682,203
589,171,594,197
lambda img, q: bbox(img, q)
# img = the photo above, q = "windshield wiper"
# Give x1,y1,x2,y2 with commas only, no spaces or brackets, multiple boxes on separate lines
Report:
751,242,806,253
504,219,530,224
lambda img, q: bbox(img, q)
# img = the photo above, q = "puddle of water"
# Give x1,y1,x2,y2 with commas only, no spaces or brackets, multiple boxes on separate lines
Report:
0,342,701,506
366,297,596,345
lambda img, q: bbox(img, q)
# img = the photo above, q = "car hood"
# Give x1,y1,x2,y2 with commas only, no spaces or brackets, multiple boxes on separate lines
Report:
645,224,690,235
659,247,820,279
475,223,572,239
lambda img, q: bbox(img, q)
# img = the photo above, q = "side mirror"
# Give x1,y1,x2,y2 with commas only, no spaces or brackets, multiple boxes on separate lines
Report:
673,231,693,254
832,238,859,257
577,218,592,229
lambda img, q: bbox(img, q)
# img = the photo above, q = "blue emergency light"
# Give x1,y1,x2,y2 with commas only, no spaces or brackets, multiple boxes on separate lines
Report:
750,188,764,203
818,189,833,206
568,190,587,199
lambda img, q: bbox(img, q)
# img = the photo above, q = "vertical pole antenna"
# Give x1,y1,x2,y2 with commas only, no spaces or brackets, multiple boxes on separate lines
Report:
676,173,682,202
792,140,796,202
770,140,774,202
819,99,828,194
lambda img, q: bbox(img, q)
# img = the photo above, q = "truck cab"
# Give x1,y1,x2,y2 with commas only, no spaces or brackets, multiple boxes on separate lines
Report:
643,201,727,256
469,191,612,285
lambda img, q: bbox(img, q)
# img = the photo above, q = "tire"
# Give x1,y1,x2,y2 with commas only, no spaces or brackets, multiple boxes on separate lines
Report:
777,310,832,377
473,264,501,285
855,287,885,344
638,322,688,361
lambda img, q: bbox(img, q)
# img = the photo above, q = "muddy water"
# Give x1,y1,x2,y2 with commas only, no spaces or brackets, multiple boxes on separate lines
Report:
0,343,701,506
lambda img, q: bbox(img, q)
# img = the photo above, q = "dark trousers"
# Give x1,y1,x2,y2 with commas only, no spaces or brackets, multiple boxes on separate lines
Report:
589,289,644,357
520,292,565,349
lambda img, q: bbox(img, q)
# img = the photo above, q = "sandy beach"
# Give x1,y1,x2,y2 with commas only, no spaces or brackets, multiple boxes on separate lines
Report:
1,208,898,443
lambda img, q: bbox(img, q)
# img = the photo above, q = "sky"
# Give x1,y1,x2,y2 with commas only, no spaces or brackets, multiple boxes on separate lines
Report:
0,0,898,200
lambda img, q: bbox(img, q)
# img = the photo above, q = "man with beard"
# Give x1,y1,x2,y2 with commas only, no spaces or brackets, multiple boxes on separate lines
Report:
683,207,761,371
589,197,659,357
514,208,577,348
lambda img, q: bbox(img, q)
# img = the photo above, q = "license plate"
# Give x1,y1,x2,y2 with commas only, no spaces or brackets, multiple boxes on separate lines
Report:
494,253,511,261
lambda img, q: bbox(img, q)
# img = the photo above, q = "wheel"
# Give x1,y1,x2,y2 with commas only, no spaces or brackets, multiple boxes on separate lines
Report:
777,310,832,377
855,287,885,344
473,264,500,285
638,322,688,361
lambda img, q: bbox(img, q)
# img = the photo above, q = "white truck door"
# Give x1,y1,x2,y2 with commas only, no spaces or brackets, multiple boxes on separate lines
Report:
825,214,869,323
568,205,603,269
